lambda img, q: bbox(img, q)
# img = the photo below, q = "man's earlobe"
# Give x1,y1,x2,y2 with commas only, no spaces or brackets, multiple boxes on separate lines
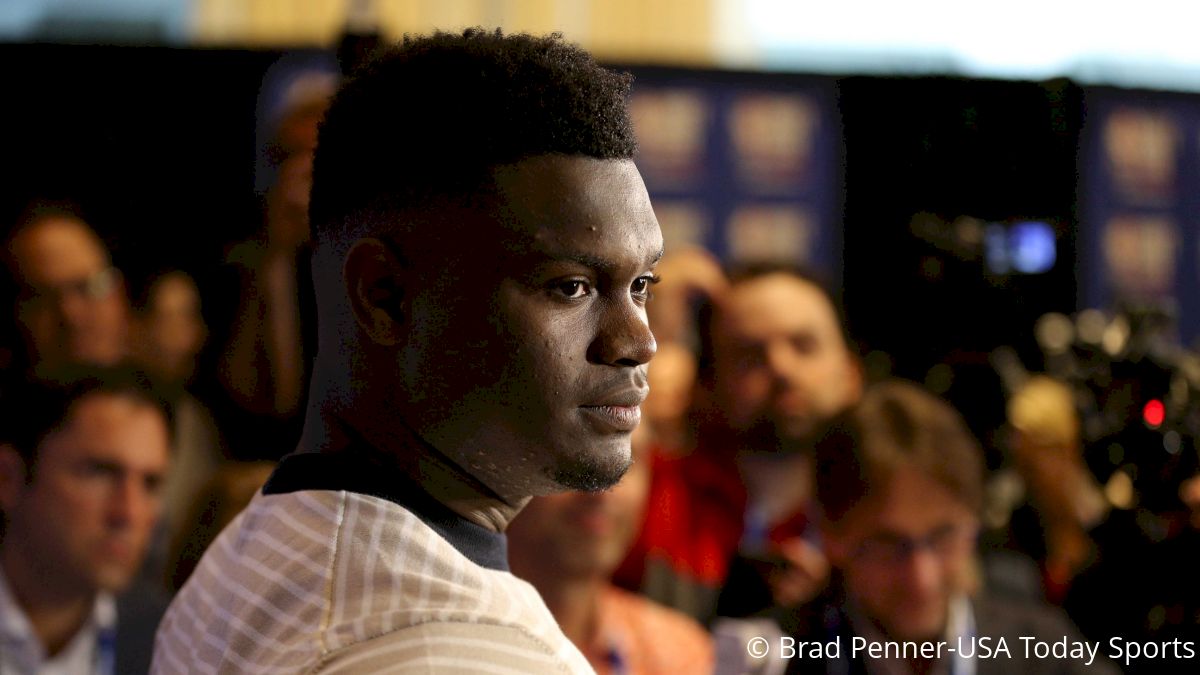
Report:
344,238,408,346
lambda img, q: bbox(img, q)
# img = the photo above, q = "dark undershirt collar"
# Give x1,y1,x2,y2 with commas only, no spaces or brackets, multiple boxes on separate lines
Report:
263,449,510,572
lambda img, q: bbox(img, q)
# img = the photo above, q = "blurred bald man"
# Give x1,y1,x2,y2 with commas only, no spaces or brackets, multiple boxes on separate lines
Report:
6,205,129,375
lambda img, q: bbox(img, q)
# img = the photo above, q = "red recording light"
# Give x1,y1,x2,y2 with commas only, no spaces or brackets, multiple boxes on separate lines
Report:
1143,399,1165,428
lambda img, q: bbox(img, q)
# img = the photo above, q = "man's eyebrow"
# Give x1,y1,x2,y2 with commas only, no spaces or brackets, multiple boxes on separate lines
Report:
558,246,664,272
82,458,124,474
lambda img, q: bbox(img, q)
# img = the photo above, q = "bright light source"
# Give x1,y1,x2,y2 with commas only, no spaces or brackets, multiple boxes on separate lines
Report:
1010,221,1056,274
733,0,1200,92
1143,399,1165,428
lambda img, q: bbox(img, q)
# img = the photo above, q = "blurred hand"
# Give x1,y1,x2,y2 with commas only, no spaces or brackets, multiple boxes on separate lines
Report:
647,247,728,344
655,246,728,299
768,537,830,608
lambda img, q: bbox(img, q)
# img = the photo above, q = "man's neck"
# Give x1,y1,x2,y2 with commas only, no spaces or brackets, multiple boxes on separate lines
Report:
296,394,526,533
0,547,94,658
846,595,966,675
737,451,813,527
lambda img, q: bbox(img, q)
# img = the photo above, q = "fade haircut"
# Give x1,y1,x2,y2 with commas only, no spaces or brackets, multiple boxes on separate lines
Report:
309,28,638,247
814,379,984,525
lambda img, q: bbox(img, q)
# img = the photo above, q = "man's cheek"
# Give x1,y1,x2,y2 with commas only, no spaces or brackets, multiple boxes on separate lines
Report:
731,375,770,414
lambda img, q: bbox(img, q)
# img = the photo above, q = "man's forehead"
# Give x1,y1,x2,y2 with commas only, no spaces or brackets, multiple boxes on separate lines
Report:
482,161,660,272
13,217,108,282
843,470,975,537
719,275,840,339
525,238,665,272
58,395,165,441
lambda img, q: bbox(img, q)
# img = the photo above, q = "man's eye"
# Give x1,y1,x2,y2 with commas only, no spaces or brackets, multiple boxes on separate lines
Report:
145,475,166,497
555,280,590,298
631,274,661,299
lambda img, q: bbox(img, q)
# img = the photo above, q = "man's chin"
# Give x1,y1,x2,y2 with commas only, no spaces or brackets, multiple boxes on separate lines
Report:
548,441,631,492
884,608,947,643
92,565,139,594
737,416,818,455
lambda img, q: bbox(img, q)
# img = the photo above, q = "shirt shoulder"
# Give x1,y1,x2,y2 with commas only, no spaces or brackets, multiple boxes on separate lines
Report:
314,620,592,674
155,490,592,673
154,490,348,671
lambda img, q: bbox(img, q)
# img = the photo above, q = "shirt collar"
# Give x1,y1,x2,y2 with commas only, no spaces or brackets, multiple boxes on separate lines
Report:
845,594,975,675
0,564,116,671
263,449,510,572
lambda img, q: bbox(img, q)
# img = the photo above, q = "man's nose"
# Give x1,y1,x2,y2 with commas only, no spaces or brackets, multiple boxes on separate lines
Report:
107,477,152,529
765,341,802,382
56,291,92,328
590,299,657,368
898,546,944,591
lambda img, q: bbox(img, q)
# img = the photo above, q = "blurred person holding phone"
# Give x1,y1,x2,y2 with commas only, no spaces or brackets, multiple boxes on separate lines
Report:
619,264,860,623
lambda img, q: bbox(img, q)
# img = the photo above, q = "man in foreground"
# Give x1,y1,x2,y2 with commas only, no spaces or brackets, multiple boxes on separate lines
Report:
0,369,172,674
153,29,661,673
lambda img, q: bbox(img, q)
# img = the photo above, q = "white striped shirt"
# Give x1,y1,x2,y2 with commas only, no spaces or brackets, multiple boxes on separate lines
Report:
152,487,594,673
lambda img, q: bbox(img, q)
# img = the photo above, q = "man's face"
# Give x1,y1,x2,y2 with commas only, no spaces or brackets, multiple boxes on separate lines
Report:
141,274,206,383
824,466,979,642
0,394,169,595
10,218,129,371
403,155,662,496
710,274,859,447
507,426,652,577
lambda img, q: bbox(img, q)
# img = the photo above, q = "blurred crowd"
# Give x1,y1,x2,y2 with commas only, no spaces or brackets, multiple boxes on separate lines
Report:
0,51,1197,675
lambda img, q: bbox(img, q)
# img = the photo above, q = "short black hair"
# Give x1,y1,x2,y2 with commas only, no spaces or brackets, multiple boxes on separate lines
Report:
309,28,638,245
0,366,173,475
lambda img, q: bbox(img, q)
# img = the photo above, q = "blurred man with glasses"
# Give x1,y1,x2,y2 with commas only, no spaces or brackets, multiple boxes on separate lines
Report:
775,380,1114,675
1,205,207,600
5,205,129,375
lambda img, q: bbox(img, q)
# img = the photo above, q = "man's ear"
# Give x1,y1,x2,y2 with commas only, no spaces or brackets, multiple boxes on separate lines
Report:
343,238,408,346
0,445,27,511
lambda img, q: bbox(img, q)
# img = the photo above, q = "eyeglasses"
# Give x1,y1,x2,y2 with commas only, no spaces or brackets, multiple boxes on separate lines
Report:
850,523,978,566
18,266,120,309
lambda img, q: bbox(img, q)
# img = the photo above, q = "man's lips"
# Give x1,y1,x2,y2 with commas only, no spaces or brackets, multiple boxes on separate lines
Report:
99,539,137,563
771,388,809,416
579,405,642,431
580,388,648,433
